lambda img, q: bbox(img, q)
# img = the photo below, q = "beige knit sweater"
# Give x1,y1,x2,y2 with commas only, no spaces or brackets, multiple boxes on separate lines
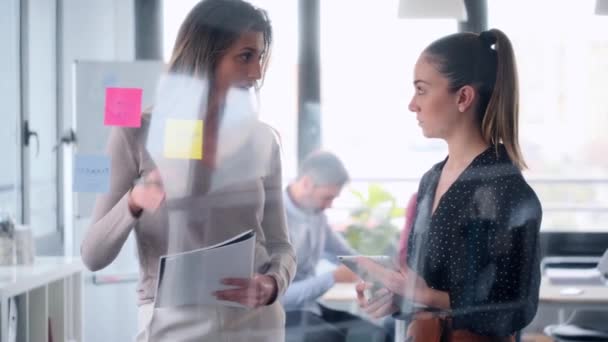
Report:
81,116,296,306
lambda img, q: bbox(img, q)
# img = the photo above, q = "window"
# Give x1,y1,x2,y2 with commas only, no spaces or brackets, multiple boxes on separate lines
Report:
0,0,21,223
23,0,59,236
320,0,457,221
488,0,608,231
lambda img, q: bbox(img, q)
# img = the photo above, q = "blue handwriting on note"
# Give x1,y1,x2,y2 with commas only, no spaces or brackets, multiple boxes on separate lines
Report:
73,155,111,193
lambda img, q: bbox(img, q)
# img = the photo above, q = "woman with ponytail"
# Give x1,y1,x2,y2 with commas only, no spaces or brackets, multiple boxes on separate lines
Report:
355,29,542,341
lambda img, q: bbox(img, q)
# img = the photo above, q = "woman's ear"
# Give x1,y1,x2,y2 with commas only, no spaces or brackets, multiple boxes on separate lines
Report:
456,85,476,113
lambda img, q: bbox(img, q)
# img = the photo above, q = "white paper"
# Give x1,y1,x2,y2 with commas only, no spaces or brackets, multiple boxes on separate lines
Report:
154,230,255,308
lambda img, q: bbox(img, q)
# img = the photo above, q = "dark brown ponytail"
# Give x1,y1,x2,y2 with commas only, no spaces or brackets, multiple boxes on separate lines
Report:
423,28,526,169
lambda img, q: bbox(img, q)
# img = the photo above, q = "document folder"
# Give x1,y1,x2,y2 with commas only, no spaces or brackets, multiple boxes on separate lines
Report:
154,230,255,308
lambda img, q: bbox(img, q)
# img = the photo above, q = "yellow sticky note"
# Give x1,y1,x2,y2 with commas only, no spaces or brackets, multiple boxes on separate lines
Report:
163,119,203,160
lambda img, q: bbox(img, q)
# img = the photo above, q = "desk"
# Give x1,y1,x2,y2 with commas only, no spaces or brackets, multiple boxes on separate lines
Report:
320,277,608,338
539,276,608,322
320,283,358,313
0,257,83,342
321,283,407,341
321,283,358,302
323,278,608,308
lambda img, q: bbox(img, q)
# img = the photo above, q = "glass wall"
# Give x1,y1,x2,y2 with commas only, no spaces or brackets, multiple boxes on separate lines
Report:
2,0,606,341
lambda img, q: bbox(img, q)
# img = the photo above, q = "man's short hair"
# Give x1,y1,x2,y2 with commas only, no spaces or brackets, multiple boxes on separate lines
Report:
298,151,349,187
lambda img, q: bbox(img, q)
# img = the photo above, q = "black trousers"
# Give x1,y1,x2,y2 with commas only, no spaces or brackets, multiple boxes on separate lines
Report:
285,304,390,342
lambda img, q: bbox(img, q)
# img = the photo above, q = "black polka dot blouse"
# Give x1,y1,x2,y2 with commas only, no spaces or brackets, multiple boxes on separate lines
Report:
405,144,543,337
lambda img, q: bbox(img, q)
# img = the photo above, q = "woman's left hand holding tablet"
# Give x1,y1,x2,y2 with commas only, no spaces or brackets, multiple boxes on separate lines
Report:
356,281,399,319
356,257,431,304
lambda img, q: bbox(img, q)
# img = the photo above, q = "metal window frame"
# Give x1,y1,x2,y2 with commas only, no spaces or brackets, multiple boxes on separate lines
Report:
19,0,65,255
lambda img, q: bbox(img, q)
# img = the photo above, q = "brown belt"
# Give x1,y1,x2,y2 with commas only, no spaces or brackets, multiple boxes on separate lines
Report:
405,317,515,342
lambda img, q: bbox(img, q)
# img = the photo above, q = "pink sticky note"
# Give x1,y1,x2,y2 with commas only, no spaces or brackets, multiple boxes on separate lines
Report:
104,87,143,127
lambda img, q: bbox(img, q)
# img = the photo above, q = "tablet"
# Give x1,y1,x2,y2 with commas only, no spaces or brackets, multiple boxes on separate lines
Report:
337,255,395,280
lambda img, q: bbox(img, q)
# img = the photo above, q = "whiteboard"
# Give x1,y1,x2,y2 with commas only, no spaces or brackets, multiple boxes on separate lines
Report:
70,60,164,270
72,60,164,218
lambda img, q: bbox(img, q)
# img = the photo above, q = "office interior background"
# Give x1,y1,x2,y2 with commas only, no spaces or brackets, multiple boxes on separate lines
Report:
1,0,608,341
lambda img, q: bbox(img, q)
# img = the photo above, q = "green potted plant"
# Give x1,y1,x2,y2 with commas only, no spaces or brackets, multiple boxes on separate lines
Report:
342,184,403,255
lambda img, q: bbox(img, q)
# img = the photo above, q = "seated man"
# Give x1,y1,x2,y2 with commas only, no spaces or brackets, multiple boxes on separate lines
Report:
282,151,389,342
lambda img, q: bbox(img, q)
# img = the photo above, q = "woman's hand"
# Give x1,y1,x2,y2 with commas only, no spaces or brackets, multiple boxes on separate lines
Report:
356,257,431,304
356,281,399,319
333,264,359,283
214,274,278,308
128,169,165,215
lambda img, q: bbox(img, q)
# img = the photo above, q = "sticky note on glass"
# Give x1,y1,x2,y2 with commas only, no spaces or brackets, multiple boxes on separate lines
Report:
102,74,118,87
104,87,143,127
73,155,111,193
163,119,203,160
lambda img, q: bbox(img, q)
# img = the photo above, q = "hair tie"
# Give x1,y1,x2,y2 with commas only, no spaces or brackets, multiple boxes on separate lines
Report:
479,31,497,48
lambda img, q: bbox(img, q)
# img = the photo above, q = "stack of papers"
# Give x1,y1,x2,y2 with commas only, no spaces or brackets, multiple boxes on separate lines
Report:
154,230,255,308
